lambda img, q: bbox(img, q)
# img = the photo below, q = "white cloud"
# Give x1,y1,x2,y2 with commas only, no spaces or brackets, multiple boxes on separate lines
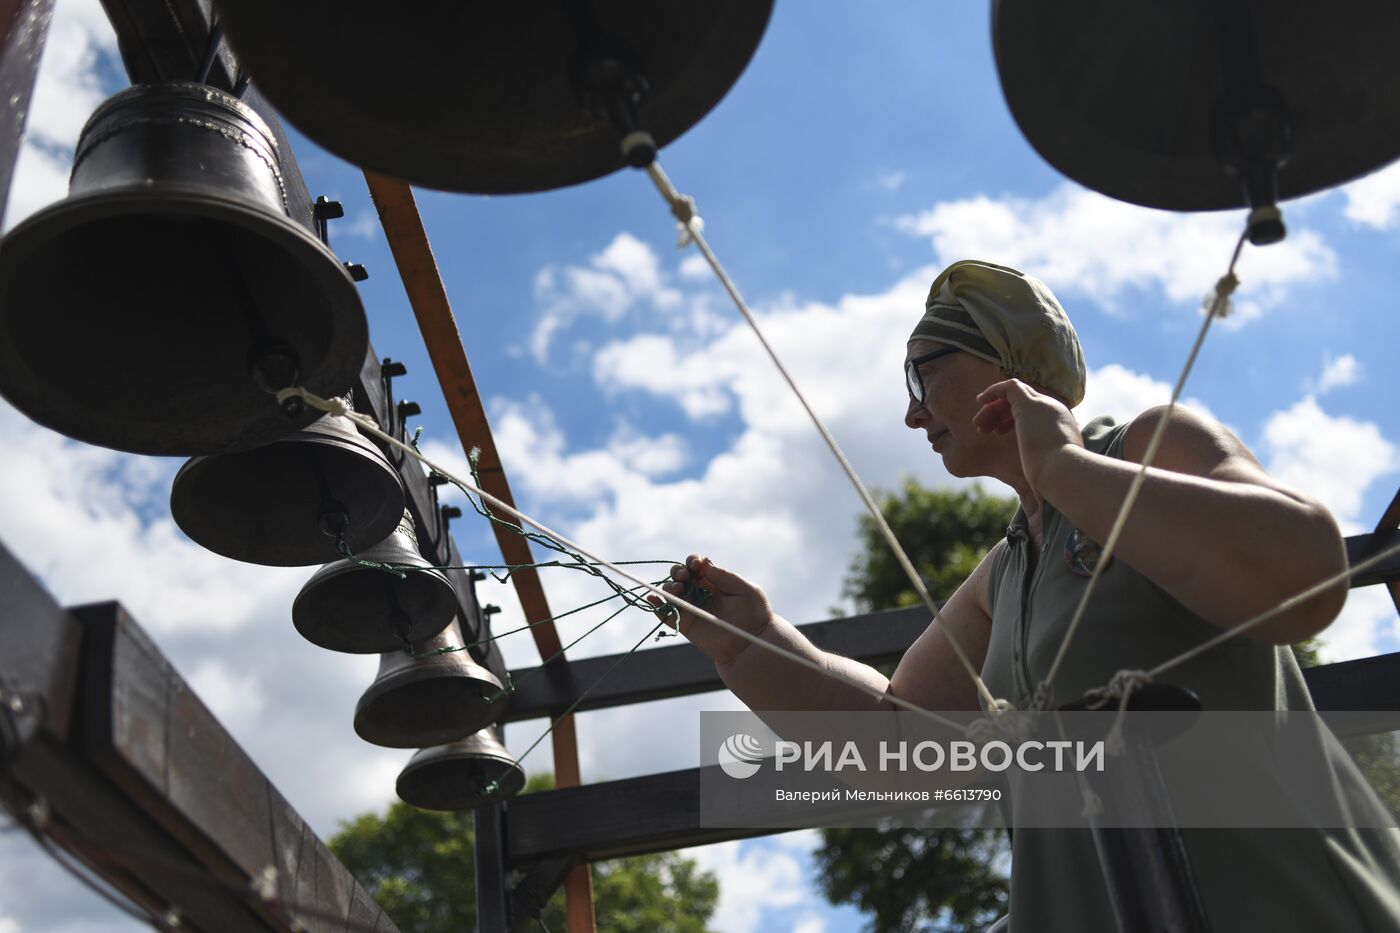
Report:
1259,396,1398,662
1313,354,1363,395
792,913,828,933
873,168,907,192
1262,396,1397,534
530,233,683,362
1341,162,1400,229
4,0,118,231
340,210,380,240
689,840,807,933
679,253,712,281
1078,363,1213,426
1318,586,1394,663
897,184,1337,321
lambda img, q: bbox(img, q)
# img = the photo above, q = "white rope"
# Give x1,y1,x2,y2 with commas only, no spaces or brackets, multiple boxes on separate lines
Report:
1032,230,1250,711
276,387,973,733
642,159,1005,713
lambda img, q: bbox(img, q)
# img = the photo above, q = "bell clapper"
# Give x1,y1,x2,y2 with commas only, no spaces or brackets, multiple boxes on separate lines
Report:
566,0,658,169
247,338,304,417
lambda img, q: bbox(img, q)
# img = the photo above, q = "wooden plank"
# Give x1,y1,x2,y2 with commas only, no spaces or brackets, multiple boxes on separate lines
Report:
1345,530,1400,589
0,540,82,744
74,601,396,931
475,803,511,932
0,0,53,232
505,653,1400,864
503,606,931,722
506,767,769,865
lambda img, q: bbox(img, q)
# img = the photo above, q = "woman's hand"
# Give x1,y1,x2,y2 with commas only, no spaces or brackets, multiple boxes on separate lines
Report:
974,378,1084,492
650,555,775,669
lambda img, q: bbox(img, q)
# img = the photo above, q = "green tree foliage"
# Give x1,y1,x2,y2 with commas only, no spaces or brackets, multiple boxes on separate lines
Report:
842,480,1015,614
1291,638,1400,816
329,774,719,932
816,480,1015,932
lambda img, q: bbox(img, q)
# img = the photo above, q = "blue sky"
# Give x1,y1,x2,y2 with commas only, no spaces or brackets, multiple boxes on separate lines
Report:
2,1,1399,930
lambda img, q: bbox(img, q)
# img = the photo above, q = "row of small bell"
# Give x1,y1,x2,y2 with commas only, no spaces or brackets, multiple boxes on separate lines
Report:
171,402,405,566
993,0,1400,230
293,510,458,653
396,727,525,812
0,81,368,456
355,616,506,749
212,0,774,193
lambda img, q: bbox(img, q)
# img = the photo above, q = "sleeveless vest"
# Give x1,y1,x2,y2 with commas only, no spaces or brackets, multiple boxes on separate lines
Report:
982,416,1400,931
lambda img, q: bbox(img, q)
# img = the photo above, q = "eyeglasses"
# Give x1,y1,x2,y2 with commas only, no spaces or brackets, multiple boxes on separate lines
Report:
905,346,960,404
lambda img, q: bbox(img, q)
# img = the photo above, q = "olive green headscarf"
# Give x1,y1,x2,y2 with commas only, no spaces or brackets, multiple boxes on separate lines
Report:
909,259,1086,407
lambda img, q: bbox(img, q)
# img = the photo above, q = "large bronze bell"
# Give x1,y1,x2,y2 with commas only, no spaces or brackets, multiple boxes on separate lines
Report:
292,511,457,653
354,617,506,749
396,728,525,811
0,81,367,455
170,402,405,566
993,1,1400,215
214,1,774,193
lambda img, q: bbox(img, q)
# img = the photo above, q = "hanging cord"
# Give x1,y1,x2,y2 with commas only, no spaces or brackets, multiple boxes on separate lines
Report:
482,582,669,704
276,387,971,733
278,388,1400,747
413,584,646,657
1031,229,1249,711
195,21,224,86
641,160,1002,713
484,618,668,796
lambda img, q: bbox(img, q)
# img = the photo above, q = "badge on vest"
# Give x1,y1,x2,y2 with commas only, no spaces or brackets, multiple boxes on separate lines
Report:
1064,527,1111,577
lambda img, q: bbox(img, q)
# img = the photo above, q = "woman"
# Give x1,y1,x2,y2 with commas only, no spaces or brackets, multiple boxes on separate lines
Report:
658,260,1400,930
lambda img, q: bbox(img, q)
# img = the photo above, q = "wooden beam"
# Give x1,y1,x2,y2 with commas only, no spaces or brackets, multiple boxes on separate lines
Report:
1345,530,1400,589
504,651,1400,864
0,0,53,231
504,606,932,722
1,544,395,930
1374,485,1400,618
505,767,769,866
73,601,398,931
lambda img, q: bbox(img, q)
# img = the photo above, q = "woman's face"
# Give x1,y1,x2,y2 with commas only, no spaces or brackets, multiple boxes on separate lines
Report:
903,339,1008,477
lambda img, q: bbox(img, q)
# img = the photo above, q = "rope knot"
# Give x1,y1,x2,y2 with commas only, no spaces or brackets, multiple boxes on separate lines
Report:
965,698,1025,743
275,386,347,417
1202,271,1240,319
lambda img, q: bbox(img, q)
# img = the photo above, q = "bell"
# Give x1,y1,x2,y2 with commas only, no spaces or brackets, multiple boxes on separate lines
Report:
354,617,506,749
214,1,774,193
292,510,457,653
396,728,525,811
170,404,405,566
0,81,367,455
993,1,1400,217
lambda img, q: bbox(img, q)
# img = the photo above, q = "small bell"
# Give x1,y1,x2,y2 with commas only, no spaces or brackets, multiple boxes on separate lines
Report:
170,403,405,566
0,81,367,455
292,511,456,653
354,617,506,749
396,728,525,811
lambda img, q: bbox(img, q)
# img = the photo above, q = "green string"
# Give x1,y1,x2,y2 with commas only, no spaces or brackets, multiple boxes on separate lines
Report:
483,617,667,797
410,581,657,658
